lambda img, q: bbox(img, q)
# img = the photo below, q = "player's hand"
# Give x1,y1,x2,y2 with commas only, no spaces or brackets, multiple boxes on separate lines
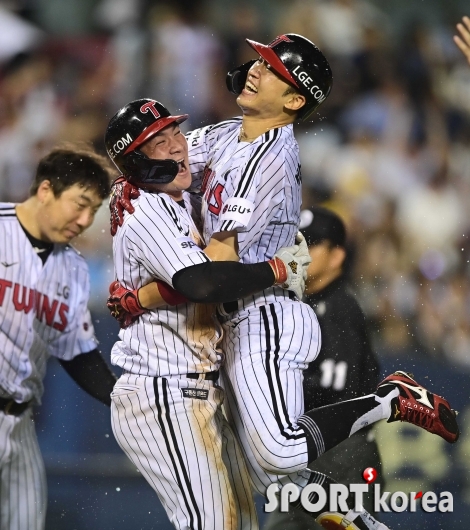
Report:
454,16,470,65
109,177,140,236
269,233,311,299
107,281,146,328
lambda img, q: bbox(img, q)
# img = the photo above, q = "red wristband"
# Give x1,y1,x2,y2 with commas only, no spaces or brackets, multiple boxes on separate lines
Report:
156,280,188,306
267,257,288,284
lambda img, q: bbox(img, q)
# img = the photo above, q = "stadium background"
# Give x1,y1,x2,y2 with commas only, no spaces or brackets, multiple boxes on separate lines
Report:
0,0,469,527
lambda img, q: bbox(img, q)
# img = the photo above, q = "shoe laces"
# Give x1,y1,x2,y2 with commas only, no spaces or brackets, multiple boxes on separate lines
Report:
401,400,434,430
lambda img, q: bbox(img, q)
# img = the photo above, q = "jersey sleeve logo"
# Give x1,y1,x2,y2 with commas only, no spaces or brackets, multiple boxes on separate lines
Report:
219,197,254,226
176,236,203,255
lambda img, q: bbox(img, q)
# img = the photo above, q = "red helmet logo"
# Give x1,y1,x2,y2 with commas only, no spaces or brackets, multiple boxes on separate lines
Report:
140,101,161,119
268,35,294,48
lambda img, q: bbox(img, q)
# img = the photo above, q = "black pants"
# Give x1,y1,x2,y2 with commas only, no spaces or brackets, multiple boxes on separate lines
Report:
262,429,384,530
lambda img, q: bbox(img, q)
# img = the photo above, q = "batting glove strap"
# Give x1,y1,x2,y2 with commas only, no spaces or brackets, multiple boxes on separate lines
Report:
267,257,288,285
271,242,311,299
109,176,140,236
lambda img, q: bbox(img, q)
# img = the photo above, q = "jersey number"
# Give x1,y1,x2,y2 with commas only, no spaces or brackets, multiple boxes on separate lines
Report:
207,183,224,215
319,359,348,390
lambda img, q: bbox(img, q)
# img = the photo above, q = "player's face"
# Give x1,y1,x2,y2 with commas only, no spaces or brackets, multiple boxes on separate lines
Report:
305,241,345,294
237,57,297,118
39,183,103,243
139,124,191,200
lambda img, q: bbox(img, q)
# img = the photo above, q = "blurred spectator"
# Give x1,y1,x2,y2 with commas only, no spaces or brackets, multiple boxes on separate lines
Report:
146,1,227,128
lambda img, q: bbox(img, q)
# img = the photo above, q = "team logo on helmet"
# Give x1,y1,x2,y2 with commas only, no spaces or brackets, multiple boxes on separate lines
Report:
268,35,294,48
140,101,161,119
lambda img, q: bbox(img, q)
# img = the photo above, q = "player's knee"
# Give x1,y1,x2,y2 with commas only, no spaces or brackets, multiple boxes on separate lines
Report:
253,446,301,475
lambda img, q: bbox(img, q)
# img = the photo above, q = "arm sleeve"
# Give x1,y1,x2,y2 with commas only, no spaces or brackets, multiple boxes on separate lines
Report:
173,260,275,303
59,349,117,407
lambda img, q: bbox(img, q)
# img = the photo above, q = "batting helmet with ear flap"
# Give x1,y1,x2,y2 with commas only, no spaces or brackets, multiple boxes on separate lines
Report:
226,34,332,121
104,98,189,186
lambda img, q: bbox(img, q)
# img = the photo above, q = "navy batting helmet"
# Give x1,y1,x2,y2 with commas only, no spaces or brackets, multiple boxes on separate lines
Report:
226,34,332,121
104,98,188,185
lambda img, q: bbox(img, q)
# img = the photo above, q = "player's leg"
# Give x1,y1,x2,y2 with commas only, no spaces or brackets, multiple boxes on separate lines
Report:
111,373,257,530
221,300,321,475
220,417,259,530
0,409,47,530
263,430,384,530
223,302,459,473
221,374,390,530
298,370,460,464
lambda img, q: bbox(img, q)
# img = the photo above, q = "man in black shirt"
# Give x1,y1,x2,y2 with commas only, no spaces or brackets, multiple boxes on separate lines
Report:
264,205,384,530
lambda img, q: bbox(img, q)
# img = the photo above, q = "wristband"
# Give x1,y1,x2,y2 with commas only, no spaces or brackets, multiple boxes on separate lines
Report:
156,280,188,306
267,257,288,284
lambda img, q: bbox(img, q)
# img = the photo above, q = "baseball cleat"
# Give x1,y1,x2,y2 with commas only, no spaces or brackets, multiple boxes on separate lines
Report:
377,371,459,443
316,512,361,529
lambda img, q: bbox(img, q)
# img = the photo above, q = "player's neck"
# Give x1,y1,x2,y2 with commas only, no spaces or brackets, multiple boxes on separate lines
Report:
240,115,293,142
15,199,47,241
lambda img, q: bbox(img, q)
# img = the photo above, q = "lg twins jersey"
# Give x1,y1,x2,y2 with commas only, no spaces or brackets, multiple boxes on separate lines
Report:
0,204,97,404
111,191,222,377
187,118,301,260
186,118,302,307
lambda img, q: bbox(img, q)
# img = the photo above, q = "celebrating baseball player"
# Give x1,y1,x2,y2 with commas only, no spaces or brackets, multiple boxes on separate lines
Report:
104,99,312,530
108,34,459,530
0,145,117,530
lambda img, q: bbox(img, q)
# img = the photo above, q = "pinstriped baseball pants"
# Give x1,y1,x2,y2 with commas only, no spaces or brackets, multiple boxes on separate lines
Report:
0,408,47,530
111,373,258,530
219,300,321,493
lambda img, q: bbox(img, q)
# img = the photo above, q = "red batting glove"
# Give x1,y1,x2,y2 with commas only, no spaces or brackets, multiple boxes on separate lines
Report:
109,177,140,236
107,281,146,329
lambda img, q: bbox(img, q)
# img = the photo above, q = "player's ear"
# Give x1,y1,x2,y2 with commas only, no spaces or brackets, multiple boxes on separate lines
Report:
284,93,306,113
37,180,53,202
330,246,346,270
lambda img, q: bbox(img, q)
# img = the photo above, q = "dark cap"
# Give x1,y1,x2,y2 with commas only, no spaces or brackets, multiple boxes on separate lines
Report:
299,206,346,247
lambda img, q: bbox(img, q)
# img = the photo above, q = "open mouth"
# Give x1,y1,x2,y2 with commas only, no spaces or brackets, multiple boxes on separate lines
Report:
244,80,258,94
177,159,187,173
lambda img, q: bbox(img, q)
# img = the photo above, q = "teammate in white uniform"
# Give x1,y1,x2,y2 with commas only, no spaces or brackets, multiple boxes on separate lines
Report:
109,36,459,530
0,145,117,530
104,99,311,530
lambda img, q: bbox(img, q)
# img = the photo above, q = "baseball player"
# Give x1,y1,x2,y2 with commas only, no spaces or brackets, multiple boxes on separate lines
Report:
264,206,385,530
108,35,459,530
0,145,117,530
104,99,311,530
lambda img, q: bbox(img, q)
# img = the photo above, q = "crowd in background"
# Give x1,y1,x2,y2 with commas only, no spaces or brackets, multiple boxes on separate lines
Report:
1,0,470,370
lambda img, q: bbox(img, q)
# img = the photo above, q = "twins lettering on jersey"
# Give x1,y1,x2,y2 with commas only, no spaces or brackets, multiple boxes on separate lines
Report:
0,279,69,331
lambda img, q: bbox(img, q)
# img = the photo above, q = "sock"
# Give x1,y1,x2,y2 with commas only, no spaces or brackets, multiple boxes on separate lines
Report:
298,388,399,463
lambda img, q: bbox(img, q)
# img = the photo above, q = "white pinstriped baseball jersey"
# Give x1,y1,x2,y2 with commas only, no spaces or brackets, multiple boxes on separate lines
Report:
111,190,223,377
0,203,97,405
186,118,302,311
187,118,301,258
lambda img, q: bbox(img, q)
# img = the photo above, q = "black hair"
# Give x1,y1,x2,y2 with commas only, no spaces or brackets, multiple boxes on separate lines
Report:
31,143,114,199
